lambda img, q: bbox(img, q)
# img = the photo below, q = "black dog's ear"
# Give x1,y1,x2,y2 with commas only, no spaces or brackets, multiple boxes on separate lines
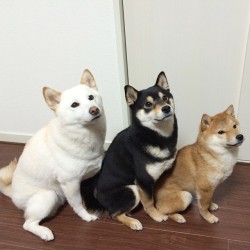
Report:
155,71,169,90
125,85,138,106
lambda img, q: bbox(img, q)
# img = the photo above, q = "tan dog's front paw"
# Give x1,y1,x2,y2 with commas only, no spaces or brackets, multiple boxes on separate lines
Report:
204,213,219,224
210,203,219,211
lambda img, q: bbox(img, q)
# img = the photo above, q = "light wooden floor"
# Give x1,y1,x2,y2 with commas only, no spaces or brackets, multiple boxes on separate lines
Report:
0,142,250,250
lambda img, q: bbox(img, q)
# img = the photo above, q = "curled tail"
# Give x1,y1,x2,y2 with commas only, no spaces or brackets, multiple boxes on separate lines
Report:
0,158,17,198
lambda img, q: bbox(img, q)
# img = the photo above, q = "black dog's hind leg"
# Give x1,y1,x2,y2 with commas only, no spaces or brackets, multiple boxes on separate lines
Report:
109,185,143,230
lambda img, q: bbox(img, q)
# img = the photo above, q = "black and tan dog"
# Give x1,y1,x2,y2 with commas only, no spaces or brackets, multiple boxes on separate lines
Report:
96,72,178,230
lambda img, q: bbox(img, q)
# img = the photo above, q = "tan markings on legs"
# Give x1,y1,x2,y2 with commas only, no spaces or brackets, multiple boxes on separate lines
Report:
197,188,219,223
138,187,167,222
115,213,142,230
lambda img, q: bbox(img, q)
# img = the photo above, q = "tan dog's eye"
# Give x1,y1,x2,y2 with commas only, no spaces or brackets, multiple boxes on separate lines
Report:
218,130,225,135
233,124,237,129
145,102,153,109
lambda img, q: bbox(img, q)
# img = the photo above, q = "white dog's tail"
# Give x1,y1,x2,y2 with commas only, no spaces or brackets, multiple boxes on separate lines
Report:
0,158,17,198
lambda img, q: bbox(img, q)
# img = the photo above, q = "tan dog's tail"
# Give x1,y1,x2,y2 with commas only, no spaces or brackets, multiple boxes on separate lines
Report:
0,158,17,198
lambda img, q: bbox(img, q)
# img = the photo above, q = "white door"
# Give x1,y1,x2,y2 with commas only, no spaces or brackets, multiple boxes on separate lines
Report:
238,25,250,162
123,0,250,162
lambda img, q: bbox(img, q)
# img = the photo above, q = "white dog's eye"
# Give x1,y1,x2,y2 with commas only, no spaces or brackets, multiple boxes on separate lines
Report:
71,102,80,108
89,95,94,100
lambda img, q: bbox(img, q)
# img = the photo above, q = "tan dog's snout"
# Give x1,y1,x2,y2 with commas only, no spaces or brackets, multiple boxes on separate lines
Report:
89,106,100,116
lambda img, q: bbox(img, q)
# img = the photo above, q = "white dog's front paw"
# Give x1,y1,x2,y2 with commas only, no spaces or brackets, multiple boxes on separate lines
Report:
40,228,55,241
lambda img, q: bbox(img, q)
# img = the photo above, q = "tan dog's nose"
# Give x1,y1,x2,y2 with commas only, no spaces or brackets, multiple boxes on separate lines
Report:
89,106,100,116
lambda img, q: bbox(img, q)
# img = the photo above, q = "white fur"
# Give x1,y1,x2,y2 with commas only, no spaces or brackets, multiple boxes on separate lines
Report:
136,110,175,138
146,154,175,181
3,82,106,241
206,136,238,187
146,146,170,159
126,185,140,211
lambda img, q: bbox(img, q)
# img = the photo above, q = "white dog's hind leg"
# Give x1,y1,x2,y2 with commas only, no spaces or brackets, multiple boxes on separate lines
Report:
23,190,60,241
61,180,98,221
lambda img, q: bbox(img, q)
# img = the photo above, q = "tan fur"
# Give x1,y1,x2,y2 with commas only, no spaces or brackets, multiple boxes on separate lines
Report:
155,105,243,224
0,158,17,197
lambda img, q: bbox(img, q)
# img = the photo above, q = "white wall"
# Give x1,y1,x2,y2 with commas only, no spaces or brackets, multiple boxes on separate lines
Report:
0,0,127,145
238,25,250,162
124,0,250,159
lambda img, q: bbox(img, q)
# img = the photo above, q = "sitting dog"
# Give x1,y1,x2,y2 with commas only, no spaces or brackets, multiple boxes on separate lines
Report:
96,72,178,230
0,69,106,241
155,105,244,224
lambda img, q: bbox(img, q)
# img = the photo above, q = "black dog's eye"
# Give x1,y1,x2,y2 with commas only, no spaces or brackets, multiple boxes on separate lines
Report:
218,130,225,135
233,124,237,129
89,95,94,100
71,102,79,108
162,95,168,101
145,102,153,108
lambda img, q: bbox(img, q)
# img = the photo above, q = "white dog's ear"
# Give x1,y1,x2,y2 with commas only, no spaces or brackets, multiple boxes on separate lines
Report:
155,71,169,90
201,114,211,131
43,87,61,111
80,69,97,90
225,105,235,117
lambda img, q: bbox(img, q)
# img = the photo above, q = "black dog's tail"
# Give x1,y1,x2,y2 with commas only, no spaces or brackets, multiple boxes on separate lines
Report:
81,174,105,213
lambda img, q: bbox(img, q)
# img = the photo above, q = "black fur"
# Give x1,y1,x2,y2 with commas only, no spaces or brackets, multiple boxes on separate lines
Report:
96,72,178,218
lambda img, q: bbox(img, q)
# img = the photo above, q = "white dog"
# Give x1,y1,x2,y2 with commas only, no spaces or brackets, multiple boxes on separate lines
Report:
0,69,106,241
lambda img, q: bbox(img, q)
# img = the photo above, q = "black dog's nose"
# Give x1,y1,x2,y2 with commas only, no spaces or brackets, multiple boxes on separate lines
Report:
236,134,244,141
161,106,171,114
89,106,100,116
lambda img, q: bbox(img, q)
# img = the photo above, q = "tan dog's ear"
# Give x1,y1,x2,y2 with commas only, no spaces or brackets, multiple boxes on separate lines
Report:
80,69,97,90
125,85,138,106
43,87,61,111
224,105,235,117
155,71,169,90
201,114,211,131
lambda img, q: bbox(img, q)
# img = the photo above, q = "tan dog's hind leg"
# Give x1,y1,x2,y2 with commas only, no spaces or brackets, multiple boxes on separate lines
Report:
115,213,143,230
156,190,192,223
138,187,168,222
197,188,219,223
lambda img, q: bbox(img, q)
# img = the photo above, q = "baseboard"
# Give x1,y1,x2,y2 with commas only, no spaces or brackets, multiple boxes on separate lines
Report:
0,132,111,150
0,132,32,144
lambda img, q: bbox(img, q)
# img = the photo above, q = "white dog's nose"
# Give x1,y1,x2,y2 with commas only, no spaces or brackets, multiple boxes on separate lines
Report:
89,106,100,116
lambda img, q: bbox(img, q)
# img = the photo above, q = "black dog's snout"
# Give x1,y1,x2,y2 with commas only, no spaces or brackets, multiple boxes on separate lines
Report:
236,134,244,141
89,106,100,116
161,106,171,114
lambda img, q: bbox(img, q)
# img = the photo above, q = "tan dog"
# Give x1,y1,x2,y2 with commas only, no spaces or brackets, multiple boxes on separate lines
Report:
155,105,244,224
